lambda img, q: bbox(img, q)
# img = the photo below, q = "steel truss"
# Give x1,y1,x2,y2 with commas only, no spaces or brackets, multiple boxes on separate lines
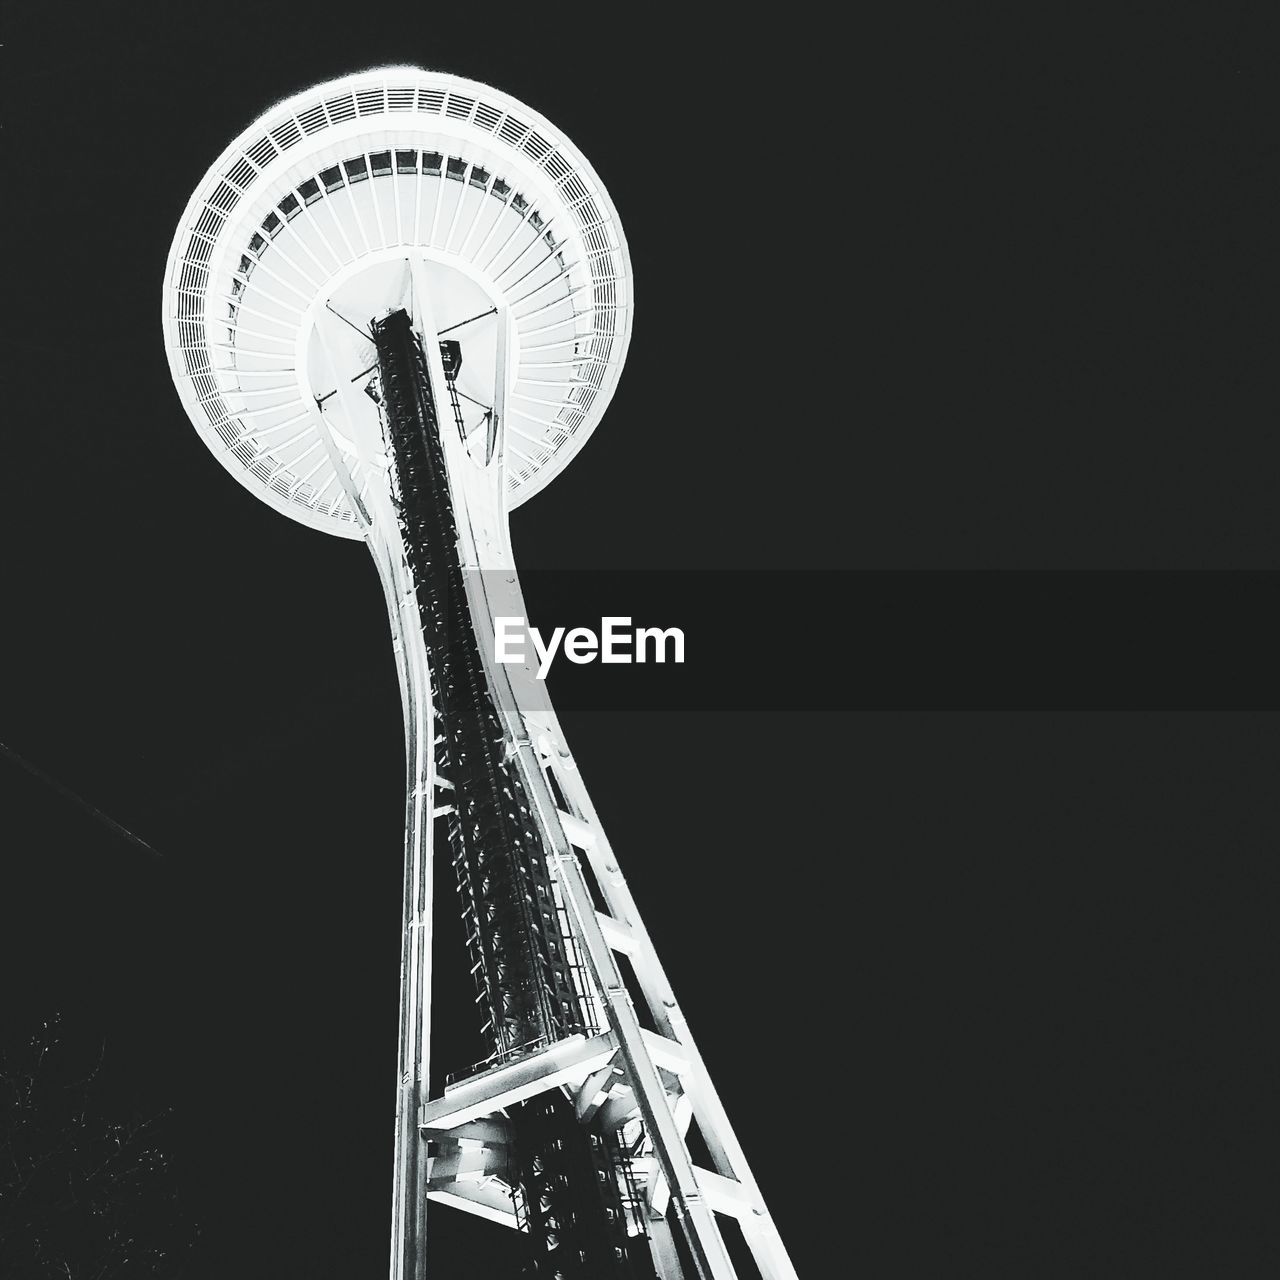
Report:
309,256,797,1280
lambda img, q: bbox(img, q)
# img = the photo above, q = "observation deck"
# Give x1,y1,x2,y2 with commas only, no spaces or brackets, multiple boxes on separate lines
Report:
162,67,633,537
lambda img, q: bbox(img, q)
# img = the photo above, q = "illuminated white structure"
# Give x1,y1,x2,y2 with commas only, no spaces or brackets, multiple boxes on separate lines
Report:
163,68,795,1280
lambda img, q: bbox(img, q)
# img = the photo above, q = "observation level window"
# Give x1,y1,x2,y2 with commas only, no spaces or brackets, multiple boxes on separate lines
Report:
370,150,393,178
343,156,369,184
445,156,467,182
395,149,418,174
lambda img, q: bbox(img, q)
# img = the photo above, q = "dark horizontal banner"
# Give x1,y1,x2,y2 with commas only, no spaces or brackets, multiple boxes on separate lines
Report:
502,571,1280,711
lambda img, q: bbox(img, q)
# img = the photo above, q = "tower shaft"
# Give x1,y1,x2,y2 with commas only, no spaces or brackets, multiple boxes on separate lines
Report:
376,310,655,1277
321,277,798,1280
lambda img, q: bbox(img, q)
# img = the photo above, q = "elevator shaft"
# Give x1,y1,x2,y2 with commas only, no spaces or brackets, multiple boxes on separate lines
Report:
373,308,657,1279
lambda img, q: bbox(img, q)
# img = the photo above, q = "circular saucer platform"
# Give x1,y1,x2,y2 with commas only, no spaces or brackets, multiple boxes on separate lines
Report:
162,68,633,539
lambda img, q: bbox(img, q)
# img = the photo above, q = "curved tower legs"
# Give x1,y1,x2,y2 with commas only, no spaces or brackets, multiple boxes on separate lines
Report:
378,530,435,1280
309,329,438,1280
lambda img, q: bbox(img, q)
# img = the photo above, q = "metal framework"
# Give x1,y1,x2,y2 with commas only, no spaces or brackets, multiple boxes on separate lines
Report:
163,68,797,1280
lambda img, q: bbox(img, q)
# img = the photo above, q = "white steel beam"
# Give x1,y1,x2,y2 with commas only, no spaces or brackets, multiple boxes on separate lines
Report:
693,1168,756,1221
649,1092,694,1218
574,1061,623,1125
640,1029,692,1077
596,910,640,957
596,1091,642,1135
421,1118,511,1147
426,1146,508,1186
419,1033,618,1131
425,1182,520,1231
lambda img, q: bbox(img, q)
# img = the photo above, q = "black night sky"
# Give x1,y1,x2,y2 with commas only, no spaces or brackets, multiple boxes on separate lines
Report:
2,8,1276,1278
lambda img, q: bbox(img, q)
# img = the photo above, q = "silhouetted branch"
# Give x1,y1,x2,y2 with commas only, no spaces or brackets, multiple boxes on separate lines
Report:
0,1016,197,1278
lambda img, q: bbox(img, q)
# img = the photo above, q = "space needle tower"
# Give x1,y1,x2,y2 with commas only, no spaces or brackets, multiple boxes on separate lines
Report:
163,68,796,1280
